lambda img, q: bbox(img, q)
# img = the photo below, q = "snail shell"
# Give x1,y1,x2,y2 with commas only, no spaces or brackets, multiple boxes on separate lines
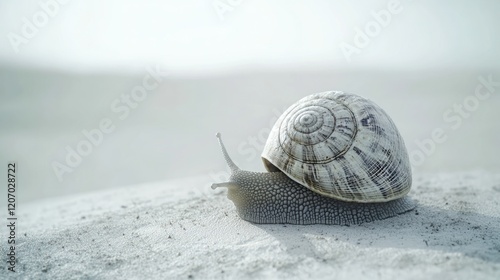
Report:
261,91,412,203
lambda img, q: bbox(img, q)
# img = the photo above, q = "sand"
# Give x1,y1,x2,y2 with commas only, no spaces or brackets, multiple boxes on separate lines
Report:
2,171,499,279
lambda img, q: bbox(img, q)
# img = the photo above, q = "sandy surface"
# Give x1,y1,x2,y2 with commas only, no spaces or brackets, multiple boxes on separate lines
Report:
2,171,499,279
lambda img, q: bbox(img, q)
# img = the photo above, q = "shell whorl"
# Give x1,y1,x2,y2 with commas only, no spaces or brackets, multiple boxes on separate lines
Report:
261,91,412,203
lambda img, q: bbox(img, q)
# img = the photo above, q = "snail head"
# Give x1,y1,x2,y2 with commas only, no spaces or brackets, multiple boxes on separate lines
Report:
210,133,246,205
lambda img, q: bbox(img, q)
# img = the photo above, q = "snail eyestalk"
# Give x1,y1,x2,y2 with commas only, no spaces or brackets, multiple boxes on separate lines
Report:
211,133,240,192
211,182,237,190
215,132,240,173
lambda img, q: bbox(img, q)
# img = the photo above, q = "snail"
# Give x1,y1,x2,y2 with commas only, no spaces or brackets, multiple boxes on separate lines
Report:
211,91,415,225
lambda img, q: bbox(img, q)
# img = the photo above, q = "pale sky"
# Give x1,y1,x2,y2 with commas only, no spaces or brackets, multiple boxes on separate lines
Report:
0,0,498,74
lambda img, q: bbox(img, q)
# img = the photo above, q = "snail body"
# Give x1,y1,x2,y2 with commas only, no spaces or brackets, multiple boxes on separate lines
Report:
212,91,415,225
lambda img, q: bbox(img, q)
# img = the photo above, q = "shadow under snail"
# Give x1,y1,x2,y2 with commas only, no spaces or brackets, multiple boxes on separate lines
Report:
211,91,415,225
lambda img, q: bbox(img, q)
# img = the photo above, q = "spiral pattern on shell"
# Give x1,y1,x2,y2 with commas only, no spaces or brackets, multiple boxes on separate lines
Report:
262,91,412,203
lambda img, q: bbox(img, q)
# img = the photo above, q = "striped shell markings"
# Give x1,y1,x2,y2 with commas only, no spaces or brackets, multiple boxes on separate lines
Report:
261,91,412,203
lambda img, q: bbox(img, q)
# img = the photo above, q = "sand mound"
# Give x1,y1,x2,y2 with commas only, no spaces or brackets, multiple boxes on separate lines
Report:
3,172,500,279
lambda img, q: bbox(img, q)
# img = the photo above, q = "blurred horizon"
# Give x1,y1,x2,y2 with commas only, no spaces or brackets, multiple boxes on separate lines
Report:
2,65,499,202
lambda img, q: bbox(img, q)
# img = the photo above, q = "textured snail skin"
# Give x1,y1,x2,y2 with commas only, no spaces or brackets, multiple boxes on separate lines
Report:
213,169,415,225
